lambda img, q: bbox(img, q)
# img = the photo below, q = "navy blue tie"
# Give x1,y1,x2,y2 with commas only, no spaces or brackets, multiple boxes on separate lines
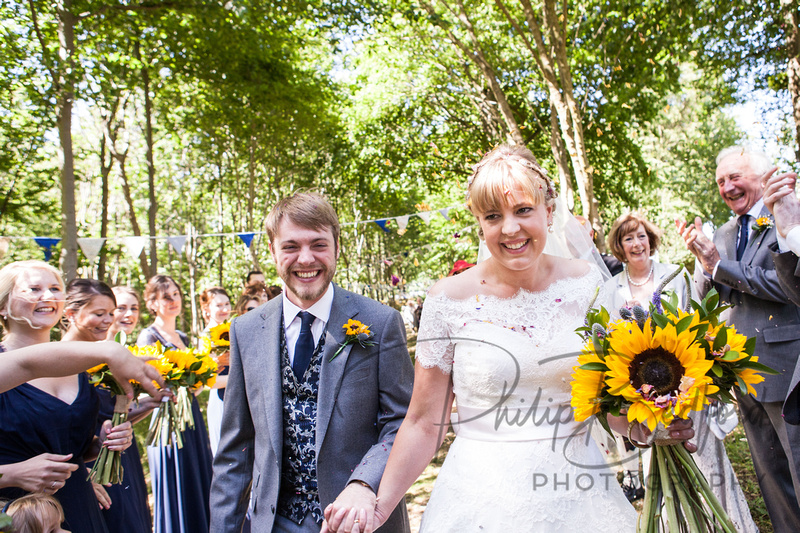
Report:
736,215,750,261
292,311,315,379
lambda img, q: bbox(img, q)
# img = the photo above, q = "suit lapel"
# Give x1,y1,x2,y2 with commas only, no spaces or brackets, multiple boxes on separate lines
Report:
741,206,771,264
260,300,285,460
316,286,358,453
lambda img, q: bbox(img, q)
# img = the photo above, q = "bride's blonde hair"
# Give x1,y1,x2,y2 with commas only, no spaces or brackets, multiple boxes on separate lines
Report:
466,144,557,216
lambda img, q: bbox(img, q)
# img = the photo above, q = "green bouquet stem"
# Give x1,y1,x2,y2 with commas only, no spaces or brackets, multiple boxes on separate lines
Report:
88,395,129,484
637,429,738,533
146,393,185,449
175,387,195,432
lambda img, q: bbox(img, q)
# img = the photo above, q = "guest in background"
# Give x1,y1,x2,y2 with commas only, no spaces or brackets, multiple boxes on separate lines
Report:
0,263,132,533
138,275,212,533
245,271,265,287
199,287,232,455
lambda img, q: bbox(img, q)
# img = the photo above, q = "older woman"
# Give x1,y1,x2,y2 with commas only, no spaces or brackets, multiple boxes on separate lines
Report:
138,274,212,533
604,212,690,311
0,262,132,533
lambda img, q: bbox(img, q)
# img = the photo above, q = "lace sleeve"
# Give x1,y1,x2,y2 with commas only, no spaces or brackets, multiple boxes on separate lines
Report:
415,293,455,374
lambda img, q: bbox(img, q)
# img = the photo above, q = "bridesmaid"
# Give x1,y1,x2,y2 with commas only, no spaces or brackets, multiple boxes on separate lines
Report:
76,284,154,533
198,287,231,456
0,262,133,533
138,274,212,533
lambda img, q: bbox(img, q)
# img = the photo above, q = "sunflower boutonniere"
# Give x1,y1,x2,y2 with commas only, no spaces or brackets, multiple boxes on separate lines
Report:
330,319,377,361
751,216,774,237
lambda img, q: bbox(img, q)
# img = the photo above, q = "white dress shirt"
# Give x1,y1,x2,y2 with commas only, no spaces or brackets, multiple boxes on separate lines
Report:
281,283,334,366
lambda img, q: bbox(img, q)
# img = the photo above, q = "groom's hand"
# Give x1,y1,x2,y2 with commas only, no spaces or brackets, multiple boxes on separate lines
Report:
321,481,376,533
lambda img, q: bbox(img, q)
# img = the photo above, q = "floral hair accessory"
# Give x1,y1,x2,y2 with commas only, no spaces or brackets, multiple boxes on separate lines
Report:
751,216,773,237
330,319,376,361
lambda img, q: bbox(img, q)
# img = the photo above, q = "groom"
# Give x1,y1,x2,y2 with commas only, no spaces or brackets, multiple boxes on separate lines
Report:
210,193,414,533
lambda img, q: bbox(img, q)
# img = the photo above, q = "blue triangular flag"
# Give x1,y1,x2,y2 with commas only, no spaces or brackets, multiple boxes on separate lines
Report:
237,233,256,247
374,220,390,233
33,237,61,261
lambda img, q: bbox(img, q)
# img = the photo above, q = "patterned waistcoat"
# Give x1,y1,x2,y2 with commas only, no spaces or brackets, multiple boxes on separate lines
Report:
276,326,327,525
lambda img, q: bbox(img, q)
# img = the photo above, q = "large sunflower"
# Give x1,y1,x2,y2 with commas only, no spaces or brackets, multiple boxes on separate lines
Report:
571,349,607,422
210,322,231,347
605,318,718,431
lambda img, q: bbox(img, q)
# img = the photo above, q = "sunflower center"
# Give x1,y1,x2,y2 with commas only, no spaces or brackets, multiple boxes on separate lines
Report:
629,347,685,396
220,332,230,342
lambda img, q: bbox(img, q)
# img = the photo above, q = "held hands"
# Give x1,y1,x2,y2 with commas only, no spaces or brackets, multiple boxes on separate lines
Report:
321,482,378,533
762,167,800,238
99,419,134,452
676,218,720,274
629,418,697,453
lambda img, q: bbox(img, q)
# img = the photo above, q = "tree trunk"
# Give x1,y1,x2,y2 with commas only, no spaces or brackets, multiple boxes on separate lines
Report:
783,0,800,162
135,40,158,275
115,152,151,279
98,133,112,281
52,1,78,280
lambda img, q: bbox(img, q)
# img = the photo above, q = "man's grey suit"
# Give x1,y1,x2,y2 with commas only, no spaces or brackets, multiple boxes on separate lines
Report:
695,206,800,530
209,285,414,533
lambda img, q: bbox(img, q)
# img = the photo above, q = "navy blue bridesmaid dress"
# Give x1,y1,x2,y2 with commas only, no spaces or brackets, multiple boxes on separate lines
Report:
0,373,109,532
138,326,213,533
91,388,152,533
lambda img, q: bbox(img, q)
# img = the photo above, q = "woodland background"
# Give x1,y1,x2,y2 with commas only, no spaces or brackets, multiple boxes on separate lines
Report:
1,0,799,335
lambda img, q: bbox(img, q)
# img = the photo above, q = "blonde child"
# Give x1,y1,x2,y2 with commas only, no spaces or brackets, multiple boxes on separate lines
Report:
4,493,70,533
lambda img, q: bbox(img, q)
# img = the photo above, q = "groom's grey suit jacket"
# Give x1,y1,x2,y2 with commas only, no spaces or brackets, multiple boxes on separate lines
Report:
210,285,414,533
769,246,800,422
694,206,800,403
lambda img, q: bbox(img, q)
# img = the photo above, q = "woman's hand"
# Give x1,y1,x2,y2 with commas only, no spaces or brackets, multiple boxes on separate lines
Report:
0,453,77,493
99,419,134,452
102,341,165,398
92,481,112,510
629,418,697,452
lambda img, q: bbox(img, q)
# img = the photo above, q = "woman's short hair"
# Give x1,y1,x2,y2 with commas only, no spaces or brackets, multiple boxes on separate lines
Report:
143,274,182,315
0,260,64,331
5,493,65,533
63,279,116,330
265,192,340,250
467,144,557,216
607,212,662,263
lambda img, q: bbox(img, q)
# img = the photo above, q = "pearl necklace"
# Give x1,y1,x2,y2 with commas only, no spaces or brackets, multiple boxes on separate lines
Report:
626,262,654,287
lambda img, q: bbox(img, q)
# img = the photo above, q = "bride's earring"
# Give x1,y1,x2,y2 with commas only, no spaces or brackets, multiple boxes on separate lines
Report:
548,221,554,233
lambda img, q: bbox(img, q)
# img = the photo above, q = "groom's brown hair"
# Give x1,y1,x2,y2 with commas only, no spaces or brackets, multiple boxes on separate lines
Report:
265,192,341,250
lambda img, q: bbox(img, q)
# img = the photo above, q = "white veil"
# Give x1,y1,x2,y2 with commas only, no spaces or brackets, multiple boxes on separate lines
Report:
476,203,612,281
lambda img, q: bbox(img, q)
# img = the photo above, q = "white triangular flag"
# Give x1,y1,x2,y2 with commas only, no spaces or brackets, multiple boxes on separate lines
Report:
417,211,432,225
395,215,410,231
77,238,106,262
123,236,148,260
438,208,450,220
168,236,187,255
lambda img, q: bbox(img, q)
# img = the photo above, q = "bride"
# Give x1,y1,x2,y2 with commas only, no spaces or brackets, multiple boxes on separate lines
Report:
323,144,695,532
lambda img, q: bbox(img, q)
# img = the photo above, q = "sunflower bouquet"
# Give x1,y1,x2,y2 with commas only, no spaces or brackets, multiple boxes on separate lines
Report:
141,342,217,448
199,321,231,371
571,270,776,533
85,336,153,484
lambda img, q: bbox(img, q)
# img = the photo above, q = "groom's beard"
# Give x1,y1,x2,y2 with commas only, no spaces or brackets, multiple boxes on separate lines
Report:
281,263,336,305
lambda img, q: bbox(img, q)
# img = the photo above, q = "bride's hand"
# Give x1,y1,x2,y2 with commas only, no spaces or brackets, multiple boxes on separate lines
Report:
633,418,697,453
321,482,376,533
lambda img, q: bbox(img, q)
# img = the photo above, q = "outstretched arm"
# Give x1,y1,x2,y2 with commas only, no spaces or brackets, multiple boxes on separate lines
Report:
0,341,164,396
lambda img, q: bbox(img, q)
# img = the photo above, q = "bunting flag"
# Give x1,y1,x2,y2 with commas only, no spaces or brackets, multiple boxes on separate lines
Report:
122,236,148,260
374,220,391,233
395,215,410,232
77,238,106,262
438,208,450,221
167,236,187,255
417,211,432,225
33,237,61,261
237,232,256,248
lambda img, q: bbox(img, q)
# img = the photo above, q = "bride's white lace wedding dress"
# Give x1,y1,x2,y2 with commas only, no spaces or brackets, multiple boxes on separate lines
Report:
415,267,637,532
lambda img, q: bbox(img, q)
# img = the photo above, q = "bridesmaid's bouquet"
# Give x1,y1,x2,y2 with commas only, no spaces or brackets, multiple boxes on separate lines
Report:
138,342,217,448
570,269,776,532
86,334,151,484
199,321,231,370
